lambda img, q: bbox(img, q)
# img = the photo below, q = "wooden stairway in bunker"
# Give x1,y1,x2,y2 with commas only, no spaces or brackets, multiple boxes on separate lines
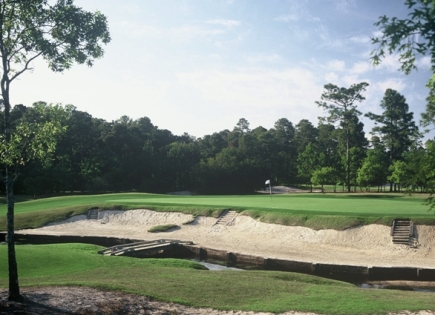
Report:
391,219,415,247
87,207,99,220
214,210,238,226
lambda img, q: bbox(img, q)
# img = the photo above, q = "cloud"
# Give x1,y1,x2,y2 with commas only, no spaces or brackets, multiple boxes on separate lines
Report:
245,53,282,64
176,66,324,126
325,72,339,83
350,61,373,75
327,60,346,72
275,14,299,22
350,35,370,44
171,25,225,40
375,78,406,93
316,25,344,50
417,56,431,69
335,0,357,12
205,19,241,28
117,21,163,38
375,53,403,72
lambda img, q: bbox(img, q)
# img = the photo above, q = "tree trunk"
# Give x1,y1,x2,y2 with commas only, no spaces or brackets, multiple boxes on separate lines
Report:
6,175,20,301
2,86,21,300
346,122,351,193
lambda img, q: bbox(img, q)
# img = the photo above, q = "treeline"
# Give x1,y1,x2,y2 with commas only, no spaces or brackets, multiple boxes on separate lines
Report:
2,85,435,195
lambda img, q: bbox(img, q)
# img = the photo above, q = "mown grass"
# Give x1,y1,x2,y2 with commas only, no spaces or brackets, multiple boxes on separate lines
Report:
1,192,434,230
0,243,434,314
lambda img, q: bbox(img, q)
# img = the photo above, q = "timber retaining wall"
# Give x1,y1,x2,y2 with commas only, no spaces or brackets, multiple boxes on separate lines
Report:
3,233,434,283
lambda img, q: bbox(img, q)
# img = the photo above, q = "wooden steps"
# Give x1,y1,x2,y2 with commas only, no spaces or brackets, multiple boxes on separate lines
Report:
214,210,238,226
391,219,415,246
87,207,99,220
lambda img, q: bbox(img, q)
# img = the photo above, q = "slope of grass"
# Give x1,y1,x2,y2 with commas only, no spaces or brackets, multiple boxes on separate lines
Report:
0,243,434,315
1,192,434,230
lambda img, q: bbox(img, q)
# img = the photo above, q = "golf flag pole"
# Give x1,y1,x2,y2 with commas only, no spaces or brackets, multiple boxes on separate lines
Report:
265,179,271,200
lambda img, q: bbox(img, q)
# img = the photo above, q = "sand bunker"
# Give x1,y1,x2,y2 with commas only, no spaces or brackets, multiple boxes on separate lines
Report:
21,209,435,268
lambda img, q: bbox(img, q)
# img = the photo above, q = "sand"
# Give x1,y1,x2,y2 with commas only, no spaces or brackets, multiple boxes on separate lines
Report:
7,209,435,314
22,209,435,268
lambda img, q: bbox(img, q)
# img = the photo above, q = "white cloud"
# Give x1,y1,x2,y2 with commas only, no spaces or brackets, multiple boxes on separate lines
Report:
376,54,403,72
205,19,241,28
317,25,344,49
325,72,339,83
171,25,225,41
372,30,383,38
327,60,346,72
118,21,163,38
350,61,372,75
335,0,356,12
417,56,431,69
375,78,406,94
177,66,324,126
245,53,281,64
275,14,299,22
350,35,370,44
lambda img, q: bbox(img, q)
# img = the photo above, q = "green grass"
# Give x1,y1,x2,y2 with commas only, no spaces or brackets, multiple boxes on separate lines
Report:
148,224,179,232
0,243,434,314
1,192,434,230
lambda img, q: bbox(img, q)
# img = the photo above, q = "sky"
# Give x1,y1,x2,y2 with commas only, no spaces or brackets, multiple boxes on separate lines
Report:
10,0,434,139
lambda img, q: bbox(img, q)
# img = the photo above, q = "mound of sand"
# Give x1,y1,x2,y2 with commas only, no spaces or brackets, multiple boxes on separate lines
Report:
22,209,435,268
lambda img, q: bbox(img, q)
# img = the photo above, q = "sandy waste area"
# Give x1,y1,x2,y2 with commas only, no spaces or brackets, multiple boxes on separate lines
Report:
2,209,435,314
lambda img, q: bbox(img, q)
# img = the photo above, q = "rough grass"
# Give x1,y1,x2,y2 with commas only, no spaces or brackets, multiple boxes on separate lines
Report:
0,244,434,314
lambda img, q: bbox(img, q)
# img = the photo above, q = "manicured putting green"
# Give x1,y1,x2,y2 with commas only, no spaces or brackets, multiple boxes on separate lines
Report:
2,192,429,217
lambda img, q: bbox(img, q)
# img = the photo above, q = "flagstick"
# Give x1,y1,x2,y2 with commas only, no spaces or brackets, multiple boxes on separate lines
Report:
269,182,272,201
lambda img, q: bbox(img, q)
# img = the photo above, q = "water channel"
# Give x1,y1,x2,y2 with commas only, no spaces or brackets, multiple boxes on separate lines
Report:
194,260,435,292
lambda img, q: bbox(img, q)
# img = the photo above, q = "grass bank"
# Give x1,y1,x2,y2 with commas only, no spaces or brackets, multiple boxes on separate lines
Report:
0,243,433,315
1,192,434,230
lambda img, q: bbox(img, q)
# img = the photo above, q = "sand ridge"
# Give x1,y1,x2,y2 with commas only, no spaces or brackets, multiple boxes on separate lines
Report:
23,209,435,268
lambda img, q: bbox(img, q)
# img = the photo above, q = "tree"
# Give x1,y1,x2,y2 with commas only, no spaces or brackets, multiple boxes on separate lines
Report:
311,166,336,191
297,142,322,192
271,118,296,184
0,0,110,300
371,0,435,127
357,137,389,191
294,119,318,155
316,82,369,192
366,89,419,162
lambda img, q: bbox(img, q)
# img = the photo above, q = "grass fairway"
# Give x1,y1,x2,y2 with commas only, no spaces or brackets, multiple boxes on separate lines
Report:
0,243,434,315
1,192,435,230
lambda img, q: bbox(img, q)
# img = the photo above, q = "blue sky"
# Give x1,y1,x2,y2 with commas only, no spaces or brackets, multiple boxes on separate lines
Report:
11,0,433,139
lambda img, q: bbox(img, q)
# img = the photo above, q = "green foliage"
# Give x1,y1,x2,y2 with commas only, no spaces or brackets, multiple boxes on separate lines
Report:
0,102,72,167
311,167,336,188
316,83,369,192
371,0,435,130
366,89,420,165
0,244,434,314
371,0,435,75
0,0,110,77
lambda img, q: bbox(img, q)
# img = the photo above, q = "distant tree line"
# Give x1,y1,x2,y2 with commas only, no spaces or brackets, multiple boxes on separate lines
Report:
1,83,433,195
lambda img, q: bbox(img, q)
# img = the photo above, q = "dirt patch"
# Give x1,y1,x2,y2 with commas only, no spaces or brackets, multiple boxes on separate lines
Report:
1,287,433,315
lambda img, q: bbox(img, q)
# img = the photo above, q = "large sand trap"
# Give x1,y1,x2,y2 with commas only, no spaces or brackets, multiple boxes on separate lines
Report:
22,209,435,268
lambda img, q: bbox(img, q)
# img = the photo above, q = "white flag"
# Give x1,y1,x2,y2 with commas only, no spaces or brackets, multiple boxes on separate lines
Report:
265,179,270,185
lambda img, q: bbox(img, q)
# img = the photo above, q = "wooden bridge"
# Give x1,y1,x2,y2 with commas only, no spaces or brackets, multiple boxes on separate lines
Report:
98,239,194,257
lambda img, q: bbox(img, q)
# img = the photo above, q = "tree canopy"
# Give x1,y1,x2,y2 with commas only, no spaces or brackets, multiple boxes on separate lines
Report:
0,0,110,301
